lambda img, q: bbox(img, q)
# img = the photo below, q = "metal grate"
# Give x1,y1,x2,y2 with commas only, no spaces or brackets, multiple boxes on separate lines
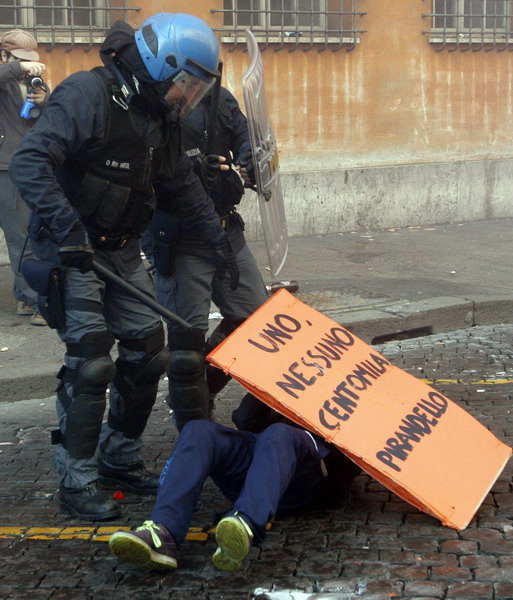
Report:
0,0,140,52
422,0,513,51
211,0,366,52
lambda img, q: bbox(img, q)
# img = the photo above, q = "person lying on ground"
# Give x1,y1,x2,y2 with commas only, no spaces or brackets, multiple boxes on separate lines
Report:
108,397,361,572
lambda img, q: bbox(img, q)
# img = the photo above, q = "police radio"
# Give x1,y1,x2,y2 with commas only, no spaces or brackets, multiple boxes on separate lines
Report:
20,75,46,119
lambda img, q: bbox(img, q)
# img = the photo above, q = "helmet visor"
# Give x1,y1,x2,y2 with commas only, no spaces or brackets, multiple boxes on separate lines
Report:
167,70,215,118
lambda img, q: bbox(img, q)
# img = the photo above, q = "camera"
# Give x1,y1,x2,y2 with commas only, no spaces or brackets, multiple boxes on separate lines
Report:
26,75,45,89
20,75,46,119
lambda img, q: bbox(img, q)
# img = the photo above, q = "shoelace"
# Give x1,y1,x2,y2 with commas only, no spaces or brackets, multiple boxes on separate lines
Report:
136,520,162,548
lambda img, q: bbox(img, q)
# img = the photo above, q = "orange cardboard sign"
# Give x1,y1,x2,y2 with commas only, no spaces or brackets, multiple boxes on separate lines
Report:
207,290,512,530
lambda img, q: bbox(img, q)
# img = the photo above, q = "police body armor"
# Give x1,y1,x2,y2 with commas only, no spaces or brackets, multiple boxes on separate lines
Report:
57,66,173,249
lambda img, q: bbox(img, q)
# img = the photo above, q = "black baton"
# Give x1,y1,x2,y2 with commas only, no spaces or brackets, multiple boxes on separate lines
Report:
92,259,192,330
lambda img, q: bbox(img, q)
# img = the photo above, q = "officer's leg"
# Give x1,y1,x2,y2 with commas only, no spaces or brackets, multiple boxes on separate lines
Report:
211,243,268,325
154,251,214,430
207,242,268,400
99,256,169,494
151,420,255,546
56,330,121,520
230,423,331,544
50,264,123,520
98,324,169,494
205,318,245,397
167,328,210,431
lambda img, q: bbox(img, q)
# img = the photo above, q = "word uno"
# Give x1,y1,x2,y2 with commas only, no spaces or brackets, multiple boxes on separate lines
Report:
376,392,449,472
247,313,303,353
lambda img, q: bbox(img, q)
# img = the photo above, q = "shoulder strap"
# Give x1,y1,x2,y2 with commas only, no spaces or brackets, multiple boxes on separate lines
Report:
90,66,115,138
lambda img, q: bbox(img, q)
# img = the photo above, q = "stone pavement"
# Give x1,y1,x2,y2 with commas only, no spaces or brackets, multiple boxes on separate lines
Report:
1,218,512,402
1,324,513,599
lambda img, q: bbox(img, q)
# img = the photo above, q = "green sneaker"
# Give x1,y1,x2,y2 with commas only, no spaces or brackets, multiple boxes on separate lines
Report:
212,514,253,571
109,520,177,571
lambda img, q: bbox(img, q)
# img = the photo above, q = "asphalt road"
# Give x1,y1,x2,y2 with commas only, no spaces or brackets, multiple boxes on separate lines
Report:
1,324,513,600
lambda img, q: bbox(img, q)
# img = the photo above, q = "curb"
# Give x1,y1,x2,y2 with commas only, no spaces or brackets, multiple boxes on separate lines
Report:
2,295,512,403
325,294,513,345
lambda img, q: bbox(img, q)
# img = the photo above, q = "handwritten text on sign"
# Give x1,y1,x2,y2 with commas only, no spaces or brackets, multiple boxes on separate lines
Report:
246,311,449,472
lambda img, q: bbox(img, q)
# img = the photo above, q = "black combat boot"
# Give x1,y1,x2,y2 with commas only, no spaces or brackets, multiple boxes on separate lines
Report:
59,480,121,521
98,457,159,495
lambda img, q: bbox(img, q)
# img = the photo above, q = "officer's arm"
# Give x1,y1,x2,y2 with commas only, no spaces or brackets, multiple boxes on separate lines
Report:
156,151,224,244
9,73,105,244
222,88,252,162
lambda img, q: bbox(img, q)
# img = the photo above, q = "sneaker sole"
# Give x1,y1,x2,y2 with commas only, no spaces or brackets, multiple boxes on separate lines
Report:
212,518,250,571
60,499,121,521
109,532,177,571
30,319,47,326
98,475,158,495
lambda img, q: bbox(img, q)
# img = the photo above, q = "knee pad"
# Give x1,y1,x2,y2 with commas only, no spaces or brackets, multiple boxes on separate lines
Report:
66,330,116,397
117,324,169,385
108,326,168,439
167,349,210,431
74,355,116,396
168,349,205,380
58,331,116,459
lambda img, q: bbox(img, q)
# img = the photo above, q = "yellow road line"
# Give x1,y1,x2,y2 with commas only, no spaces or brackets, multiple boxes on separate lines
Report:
0,526,208,542
0,522,271,542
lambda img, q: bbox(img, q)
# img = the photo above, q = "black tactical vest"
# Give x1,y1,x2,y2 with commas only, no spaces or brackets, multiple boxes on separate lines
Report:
58,67,171,237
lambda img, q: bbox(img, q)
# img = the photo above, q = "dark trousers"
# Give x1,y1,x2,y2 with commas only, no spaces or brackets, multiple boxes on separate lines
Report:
151,420,332,545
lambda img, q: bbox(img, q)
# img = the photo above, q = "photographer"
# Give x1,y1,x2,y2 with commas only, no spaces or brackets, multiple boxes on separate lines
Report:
0,29,48,325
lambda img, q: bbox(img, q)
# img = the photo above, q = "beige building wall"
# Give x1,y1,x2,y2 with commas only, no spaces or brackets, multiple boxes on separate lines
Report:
3,0,512,248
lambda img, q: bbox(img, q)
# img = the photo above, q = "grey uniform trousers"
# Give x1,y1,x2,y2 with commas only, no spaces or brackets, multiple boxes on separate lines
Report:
154,242,268,335
53,241,162,488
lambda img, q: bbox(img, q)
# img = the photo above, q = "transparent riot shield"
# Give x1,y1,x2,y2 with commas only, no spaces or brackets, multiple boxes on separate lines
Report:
242,30,288,277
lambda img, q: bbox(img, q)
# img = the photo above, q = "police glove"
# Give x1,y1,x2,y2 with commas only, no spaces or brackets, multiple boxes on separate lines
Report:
200,154,226,186
212,236,239,290
58,224,94,273
235,150,256,188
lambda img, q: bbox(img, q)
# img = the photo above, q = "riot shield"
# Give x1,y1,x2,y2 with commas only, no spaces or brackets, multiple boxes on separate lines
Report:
242,29,288,277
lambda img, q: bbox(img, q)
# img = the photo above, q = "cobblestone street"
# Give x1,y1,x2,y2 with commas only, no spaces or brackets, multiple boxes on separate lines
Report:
1,324,513,600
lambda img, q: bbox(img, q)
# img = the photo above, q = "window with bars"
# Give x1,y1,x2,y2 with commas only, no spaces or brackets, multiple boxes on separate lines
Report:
0,0,140,50
212,0,366,51
422,0,513,50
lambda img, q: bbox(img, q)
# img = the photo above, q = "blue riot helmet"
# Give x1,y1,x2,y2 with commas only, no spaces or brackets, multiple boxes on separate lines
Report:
135,12,219,116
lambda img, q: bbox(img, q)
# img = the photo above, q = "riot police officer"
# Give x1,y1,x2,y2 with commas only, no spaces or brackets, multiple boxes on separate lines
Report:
146,83,268,430
10,13,229,521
